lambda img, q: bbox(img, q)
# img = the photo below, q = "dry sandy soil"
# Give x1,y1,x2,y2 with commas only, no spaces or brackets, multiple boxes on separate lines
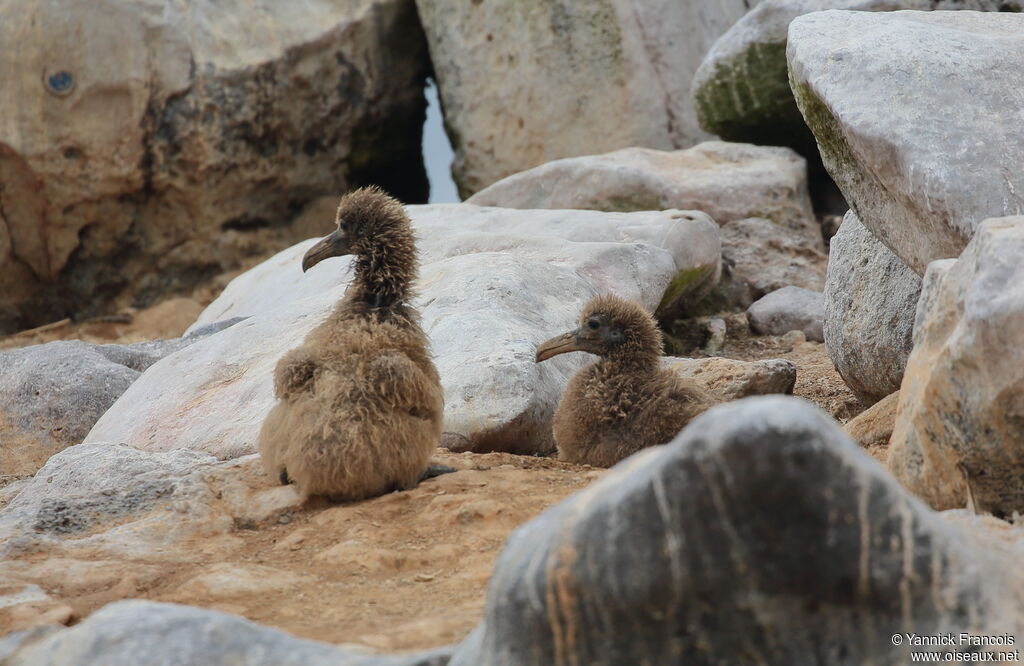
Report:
0,299,875,651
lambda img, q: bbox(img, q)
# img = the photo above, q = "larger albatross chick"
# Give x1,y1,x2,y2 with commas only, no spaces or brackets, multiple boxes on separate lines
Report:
536,294,716,467
258,187,444,502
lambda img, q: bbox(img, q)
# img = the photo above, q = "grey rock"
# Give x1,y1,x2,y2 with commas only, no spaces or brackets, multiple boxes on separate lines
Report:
0,0,428,333
824,212,922,403
721,216,827,307
449,396,1024,666
466,144,826,310
789,10,1024,274
890,217,1024,516
0,600,452,666
0,319,238,476
0,441,301,560
746,286,824,341
692,0,1018,154
416,0,760,196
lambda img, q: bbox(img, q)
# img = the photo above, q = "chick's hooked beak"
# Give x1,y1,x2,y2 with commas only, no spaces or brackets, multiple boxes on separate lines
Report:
535,328,589,363
301,229,350,273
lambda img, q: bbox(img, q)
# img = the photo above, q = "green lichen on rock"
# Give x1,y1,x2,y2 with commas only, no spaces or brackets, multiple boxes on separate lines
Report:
655,263,719,322
598,191,666,213
695,41,817,155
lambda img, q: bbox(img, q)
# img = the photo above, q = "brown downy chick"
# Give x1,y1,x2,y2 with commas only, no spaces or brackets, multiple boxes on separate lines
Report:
536,294,716,467
258,186,444,502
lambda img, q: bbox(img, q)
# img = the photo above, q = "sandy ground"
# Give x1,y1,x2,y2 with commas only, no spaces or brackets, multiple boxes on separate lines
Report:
0,298,878,650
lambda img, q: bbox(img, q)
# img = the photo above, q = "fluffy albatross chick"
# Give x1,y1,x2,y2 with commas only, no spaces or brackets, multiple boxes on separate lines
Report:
258,186,444,502
536,294,716,467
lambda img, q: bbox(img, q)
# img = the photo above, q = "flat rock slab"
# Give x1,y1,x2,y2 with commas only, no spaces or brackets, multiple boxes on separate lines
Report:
416,0,757,196
824,212,921,403
789,10,1024,274
467,143,825,309
448,396,1024,665
890,217,1024,516
88,205,721,457
468,142,819,242
746,285,824,341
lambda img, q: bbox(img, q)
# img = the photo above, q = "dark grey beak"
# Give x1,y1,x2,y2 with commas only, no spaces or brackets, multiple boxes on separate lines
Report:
301,229,350,273
536,329,587,363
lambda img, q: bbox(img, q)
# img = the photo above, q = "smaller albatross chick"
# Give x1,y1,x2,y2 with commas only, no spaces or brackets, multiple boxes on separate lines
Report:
258,186,444,502
536,294,716,467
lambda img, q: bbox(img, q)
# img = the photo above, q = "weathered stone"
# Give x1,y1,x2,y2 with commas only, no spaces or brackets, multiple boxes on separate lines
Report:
824,212,921,403
721,216,826,306
466,144,825,309
468,143,819,239
0,441,300,560
663,356,796,399
0,0,429,333
0,600,452,666
693,0,1018,156
449,396,1024,665
0,318,240,477
789,10,1024,274
890,218,1024,516
843,390,898,452
90,205,720,457
0,583,74,634
416,0,760,197
746,286,824,341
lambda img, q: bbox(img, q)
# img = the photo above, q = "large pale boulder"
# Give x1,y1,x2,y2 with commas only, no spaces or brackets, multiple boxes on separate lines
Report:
415,0,760,197
0,0,429,333
0,600,452,666
467,143,826,308
788,10,1024,274
449,397,1024,665
0,319,241,476
824,212,921,403
88,205,721,457
692,0,1018,155
890,217,1024,517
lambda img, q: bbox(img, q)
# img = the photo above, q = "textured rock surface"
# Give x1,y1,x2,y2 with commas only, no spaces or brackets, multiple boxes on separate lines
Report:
89,205,720,457
0,600,452,666
890,218,1024,516
720,216,826,306
467,144,825,308
0,0,429,333
844,390,898,451
468,143,820,241
0,441,300,560
416,1,760,196
824,212,921,403
449,397,1024,665
746,286,824,341
789,10,1024,274
693,0,1018,154
0,319,241,476
663,356,796,399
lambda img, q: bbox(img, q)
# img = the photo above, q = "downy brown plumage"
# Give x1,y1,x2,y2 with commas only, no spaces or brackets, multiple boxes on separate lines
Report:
536,294,715,467
258,187,443,501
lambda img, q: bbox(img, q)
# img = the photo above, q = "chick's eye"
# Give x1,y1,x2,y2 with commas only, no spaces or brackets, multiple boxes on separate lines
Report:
610,329,622,339
587,319,600,330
